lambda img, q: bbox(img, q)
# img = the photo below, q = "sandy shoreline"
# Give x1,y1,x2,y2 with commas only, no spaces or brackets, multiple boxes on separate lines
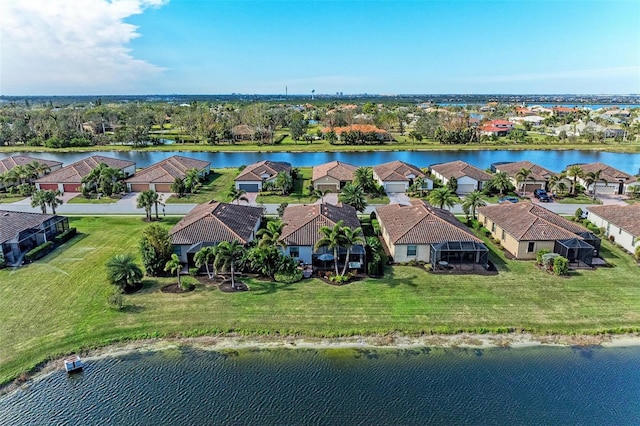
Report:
3,332,640,396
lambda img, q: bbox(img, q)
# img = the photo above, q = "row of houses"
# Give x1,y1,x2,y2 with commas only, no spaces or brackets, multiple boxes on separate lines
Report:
1,154,638,198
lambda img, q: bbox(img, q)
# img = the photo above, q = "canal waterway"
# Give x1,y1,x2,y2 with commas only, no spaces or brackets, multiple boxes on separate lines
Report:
4,149,640,174
1,346,639,425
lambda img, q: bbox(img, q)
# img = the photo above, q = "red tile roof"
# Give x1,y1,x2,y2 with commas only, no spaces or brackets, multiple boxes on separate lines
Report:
126,156,210,184
34,155,135,184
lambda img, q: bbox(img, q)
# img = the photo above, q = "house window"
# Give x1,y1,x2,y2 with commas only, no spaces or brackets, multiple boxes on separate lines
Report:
491,223,496,232
527,242,535,253
407,245,417,256
501,230,506,241
289,246,300,258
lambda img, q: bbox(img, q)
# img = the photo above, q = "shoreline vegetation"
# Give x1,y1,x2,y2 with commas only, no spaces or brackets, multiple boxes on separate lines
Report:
3,332,640,397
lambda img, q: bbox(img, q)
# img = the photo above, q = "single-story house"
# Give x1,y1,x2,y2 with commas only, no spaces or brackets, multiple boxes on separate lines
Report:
312,161,358,192
429,160,493,195
568,162,638,195
235,161,292,192
125,155,211,193
0,210,70,266
478,202,600,264
281,203,365,269
34,155,136,193
321,124,392,142
0,155,63,189
587,204,640,254
231,124,254,141
492,160,556,193
169,201,263,265
481,119,515,136
373,160,430,193
376,200,488,270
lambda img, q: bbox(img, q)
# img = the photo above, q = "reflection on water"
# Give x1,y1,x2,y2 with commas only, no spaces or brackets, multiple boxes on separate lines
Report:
2,346,640,425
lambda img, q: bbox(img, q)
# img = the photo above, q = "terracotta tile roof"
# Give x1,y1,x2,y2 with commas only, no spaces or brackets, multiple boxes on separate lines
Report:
587,204,640,237
34,155,135,184
235,161,291,182
377,200,482,245
312,161,358,183
574,162,636,183
169,201,263,245
321,124,389,135
373,161,425,182
478,203,585,241
486,119,514,127
430,160,492,182
494,160,556,181
0,155,62,174
481,125,510,133
281,203,360,246
126,156,210,184
0,210,60,244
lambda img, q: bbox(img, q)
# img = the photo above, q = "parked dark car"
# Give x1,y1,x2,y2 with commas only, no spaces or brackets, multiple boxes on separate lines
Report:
498,196,519,203
533,189,551,202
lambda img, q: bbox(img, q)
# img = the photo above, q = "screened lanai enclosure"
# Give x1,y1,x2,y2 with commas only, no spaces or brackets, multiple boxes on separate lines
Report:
554,238,596,266
430,241,489,271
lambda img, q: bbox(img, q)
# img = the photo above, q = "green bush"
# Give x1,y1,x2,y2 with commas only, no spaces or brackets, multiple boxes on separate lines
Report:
541,252,560,271
274,269,303,284
553,256,569,276
328,273,351,284
25,241,54,262
54,228,77,244
189,267,199,277
108,288,125,310
575,208,583,219
536,249,551,265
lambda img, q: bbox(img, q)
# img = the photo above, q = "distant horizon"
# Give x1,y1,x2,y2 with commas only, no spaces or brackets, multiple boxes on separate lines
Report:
1,0,638,96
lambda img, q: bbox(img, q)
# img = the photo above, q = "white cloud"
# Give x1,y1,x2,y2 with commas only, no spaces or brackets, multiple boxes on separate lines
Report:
0,0,168,95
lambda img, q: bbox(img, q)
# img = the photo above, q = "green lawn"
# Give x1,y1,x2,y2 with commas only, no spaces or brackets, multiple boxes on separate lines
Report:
0,194,27,204
165,168,239,204
67,195,122,204
255,167,312,204
2,216,640,385
554,194,602,204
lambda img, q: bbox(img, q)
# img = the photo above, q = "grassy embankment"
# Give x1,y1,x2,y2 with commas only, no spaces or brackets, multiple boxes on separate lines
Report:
1,216,639,385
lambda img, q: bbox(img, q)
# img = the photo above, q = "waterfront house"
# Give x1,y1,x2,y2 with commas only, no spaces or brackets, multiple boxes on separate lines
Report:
0,155,63,189
481,119,514,136
125,155,211,193
321,124,392,142
34,155,135,193
281,203,364,269
478,203,600,264
429,160,493,195
587,204,640,255
0,210,70,266
492,160,556,193
169,201,263,265
567,162,637,195
373,161,428,193
312,161,358,192
234,161,292,192
376,200,488,270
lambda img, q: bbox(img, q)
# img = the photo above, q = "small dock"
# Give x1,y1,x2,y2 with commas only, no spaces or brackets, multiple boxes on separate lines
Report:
64,355,84,373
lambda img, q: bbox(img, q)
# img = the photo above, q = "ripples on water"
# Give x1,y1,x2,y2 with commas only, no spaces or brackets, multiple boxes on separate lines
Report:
2,346,640,425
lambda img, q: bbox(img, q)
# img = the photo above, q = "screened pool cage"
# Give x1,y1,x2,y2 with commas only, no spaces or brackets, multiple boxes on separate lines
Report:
554,238,597,266
430,241,489,271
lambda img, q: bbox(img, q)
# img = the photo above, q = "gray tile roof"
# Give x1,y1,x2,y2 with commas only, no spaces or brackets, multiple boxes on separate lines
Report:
0,210,60,244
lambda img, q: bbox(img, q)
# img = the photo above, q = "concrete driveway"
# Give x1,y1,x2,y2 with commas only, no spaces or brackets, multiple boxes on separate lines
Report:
597,194,629,206
387,192,411,205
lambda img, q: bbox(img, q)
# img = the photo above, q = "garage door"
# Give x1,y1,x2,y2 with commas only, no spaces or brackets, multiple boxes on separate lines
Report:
385,183,406,193
154,184,172,192
596,185,616,194
238,183,260,192
129,183,149,192
38,183,59,191
316,184,338,192
63,183,81,192
457,184,476,194
523,183,541,193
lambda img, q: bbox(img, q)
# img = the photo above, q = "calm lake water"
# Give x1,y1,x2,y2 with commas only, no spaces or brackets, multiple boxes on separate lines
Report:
1,346,639,425
4,149,640,174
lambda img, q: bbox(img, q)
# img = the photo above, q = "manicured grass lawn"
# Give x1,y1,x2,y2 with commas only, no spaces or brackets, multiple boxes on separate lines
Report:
0,194,27,204
255,167,312,204
554,194,602,204
2,216,640,385
165,168,239,204
67,195,122,204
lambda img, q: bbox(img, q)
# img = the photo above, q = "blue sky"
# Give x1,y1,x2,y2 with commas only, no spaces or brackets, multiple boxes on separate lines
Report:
1,0,639,95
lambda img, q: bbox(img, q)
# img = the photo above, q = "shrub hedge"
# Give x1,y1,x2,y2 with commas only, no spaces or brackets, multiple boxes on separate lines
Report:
25,241,54,263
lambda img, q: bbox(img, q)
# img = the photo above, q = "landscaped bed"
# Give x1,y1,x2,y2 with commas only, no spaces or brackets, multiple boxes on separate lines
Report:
1,216,639,386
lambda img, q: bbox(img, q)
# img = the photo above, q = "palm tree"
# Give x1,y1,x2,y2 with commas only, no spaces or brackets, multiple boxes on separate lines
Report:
170,177,186,197
137,190,154,221
26,160,50,181
274,171,293,195
488,172,512,196
164,253,183,289
339,182,368,212
353,167,377,194
584,169,606,200
340,226,364,276
148,190,161,220
228,187,248,204
81,163,124,196
427,187,457,210
30,189,48,214
566,165,584,196
256,218,285,249
44,189,63,214
214,240,246,290
184,168,201,193
312,188,332,204
106,253,144,292
515,168,533,196
314,220,349,276
462,191,486,220
194,246,217,279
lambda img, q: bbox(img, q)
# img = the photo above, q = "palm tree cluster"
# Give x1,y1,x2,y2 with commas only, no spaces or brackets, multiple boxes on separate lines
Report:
0,161,50,196
30,189,64,214
136,189,161,221
170,168,202,197
314,220,364,277
336,166,383,213
81,163,125,197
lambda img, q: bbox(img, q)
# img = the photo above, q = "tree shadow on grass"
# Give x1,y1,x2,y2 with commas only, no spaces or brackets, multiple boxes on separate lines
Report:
122,304,145,314
383,269,419,288
250,280,299,295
